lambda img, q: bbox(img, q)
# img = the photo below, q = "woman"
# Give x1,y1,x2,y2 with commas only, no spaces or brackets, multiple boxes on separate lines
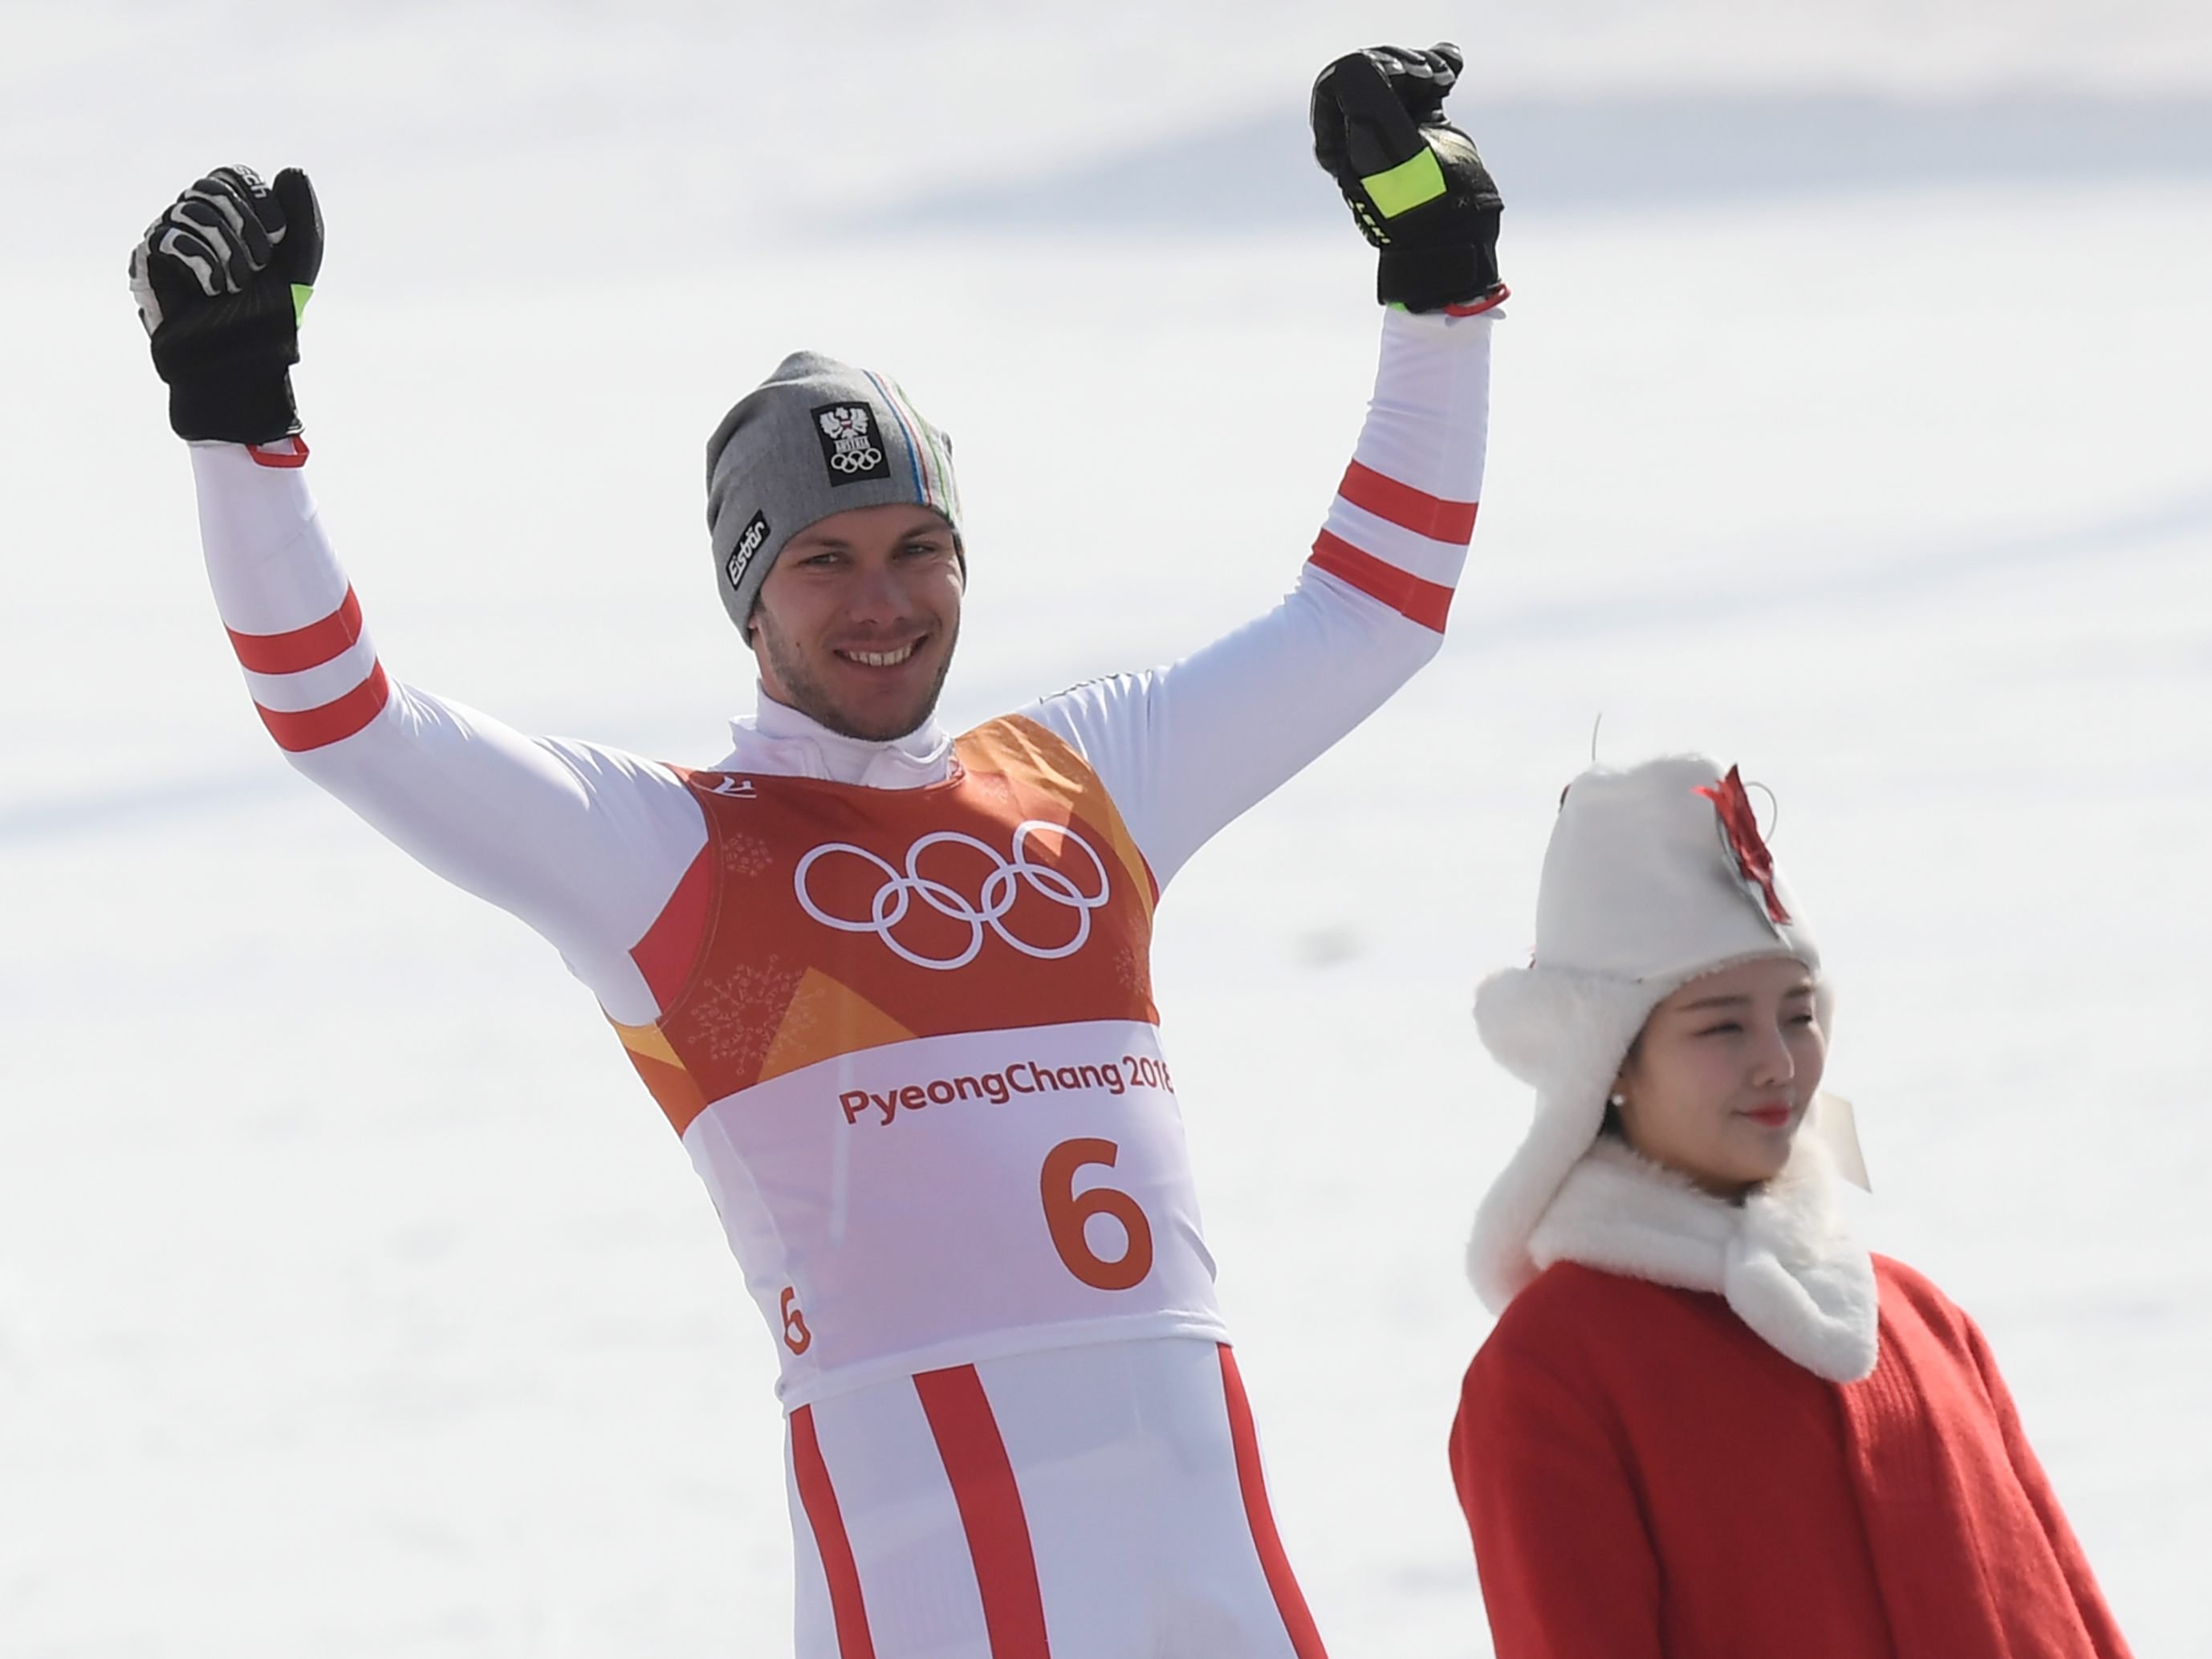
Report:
1451,754,2132,1658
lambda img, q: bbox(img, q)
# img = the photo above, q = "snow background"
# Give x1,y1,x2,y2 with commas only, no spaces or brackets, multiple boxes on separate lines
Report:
3,2,2210,1652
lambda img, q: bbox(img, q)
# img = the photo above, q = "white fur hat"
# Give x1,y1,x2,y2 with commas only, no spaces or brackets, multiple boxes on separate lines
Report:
1467,754,1832,1311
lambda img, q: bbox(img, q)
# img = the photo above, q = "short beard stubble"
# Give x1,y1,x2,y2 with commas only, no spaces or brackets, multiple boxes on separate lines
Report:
749,607,960,742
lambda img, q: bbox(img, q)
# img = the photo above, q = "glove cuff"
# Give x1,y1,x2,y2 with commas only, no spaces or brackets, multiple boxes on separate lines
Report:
1377,242,1504,315
168,372,301,445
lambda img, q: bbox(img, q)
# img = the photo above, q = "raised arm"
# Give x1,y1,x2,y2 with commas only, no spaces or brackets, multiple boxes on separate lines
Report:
1027,303,1494,886
135,169,704,1025
1023,43,1502,887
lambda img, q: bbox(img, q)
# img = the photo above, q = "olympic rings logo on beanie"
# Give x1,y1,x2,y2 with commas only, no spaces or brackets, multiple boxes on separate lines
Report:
812,402,889,482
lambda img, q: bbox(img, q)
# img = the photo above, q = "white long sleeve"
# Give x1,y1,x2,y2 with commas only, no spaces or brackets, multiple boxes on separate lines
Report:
190,438,709,1020
1022,304,1496,887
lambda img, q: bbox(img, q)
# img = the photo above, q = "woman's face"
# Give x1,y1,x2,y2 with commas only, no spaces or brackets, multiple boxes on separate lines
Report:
1612,956,1825,1198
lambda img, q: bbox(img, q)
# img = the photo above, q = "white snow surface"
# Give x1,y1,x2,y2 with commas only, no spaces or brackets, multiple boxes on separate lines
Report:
4,5,2210,1655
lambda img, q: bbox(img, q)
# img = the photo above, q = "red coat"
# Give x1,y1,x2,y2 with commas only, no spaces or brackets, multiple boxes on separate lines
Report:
1451,1254,2132,1659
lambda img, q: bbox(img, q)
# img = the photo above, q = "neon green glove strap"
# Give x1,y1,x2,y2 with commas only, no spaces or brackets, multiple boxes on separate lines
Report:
1361,148,1448,218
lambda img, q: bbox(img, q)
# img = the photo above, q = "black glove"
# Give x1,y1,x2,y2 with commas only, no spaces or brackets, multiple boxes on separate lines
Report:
129,165,323,444
1311,43,1504,313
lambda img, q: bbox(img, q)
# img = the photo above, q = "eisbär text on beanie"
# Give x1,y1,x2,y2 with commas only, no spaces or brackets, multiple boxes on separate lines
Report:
704,352,964,633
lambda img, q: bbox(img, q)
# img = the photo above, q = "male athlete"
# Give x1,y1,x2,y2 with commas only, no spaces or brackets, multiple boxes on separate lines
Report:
131,43,1502,1659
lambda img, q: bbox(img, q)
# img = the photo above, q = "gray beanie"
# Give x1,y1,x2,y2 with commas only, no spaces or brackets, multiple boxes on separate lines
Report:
705,352,963,633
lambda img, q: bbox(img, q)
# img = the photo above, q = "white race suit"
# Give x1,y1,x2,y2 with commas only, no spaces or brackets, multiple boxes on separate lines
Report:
187,303,1498,1657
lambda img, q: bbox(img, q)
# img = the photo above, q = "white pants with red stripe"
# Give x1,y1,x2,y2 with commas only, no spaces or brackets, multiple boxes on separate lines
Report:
783,1337,1328,1659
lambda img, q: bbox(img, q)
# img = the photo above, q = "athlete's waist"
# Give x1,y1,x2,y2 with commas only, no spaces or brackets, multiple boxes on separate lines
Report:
775,1312,1234,1412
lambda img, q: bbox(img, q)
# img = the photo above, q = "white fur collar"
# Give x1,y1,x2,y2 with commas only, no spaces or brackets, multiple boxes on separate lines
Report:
1525,1134,1879,1382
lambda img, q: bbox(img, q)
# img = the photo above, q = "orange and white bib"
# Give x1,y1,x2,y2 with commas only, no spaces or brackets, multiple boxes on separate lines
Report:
611,716,1225,1405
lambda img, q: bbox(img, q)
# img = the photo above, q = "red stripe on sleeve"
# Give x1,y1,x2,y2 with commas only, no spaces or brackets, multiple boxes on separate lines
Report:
229,587,365,674
790,1406,878,1659
631,844,714,1012
253,662,390,753
1338,460,1479,543
913,1365,1050,1658
1307,531,1454,633
1218,1345,1330,1659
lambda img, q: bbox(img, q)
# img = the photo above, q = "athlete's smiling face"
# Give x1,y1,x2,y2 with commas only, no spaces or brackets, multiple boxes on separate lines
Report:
749,502,964,742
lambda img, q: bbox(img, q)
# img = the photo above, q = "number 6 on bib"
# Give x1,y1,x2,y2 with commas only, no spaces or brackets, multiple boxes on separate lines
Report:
1041,1137,1156,1291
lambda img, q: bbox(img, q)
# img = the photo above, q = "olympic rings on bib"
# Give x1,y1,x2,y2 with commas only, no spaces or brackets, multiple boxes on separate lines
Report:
794,821,1112,970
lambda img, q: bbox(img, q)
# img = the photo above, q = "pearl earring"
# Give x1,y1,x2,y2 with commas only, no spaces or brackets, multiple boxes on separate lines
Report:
1608,1092,1626,1108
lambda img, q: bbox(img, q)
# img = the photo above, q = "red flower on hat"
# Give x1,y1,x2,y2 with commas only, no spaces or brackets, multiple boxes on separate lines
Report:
1694,766,1791,925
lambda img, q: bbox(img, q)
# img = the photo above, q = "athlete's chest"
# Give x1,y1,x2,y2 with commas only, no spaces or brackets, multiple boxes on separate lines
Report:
658,716,1161,1102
